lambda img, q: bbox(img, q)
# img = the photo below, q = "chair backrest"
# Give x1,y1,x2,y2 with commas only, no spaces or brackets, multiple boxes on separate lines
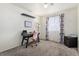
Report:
37,33,40,42
37,33,40,38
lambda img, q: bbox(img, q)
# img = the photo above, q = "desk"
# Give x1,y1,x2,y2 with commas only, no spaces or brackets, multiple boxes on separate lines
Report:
21,33,33,48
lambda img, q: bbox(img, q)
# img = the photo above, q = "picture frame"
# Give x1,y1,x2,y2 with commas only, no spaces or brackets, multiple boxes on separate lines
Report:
24,21,32,28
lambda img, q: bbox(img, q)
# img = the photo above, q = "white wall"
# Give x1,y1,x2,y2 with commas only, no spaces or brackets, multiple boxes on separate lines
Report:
64,8,77,36
39,16,46,40
0,3,37,52
39,7,77,40
77,5,79,51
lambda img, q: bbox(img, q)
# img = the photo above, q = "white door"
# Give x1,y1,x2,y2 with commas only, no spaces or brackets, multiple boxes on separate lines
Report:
48,16,60,42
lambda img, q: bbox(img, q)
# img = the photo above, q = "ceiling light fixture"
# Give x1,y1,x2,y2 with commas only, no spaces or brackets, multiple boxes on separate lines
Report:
43,3,54,8
44,3,49,8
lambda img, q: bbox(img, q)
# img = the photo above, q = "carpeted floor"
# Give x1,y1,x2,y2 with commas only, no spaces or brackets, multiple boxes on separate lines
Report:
0,40,78,56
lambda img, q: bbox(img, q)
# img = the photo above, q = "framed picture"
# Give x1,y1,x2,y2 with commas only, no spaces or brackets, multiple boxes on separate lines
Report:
24,21,32,28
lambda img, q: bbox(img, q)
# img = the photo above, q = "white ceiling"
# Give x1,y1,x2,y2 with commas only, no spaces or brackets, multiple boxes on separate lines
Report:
13,3,78,16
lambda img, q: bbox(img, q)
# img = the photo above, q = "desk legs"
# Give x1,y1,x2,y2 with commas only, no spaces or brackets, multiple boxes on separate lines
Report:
21,37,29,48
21,37,24,46
26,38,29,48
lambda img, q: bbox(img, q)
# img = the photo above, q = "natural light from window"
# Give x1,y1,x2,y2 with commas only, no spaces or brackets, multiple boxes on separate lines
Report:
48,16,60,32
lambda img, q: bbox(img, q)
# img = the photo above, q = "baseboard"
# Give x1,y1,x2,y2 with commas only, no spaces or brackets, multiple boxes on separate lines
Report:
0,45,20,53
40,39,59,43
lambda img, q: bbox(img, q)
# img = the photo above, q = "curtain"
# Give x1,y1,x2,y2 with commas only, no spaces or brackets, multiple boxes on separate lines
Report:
48,16,60,42
46,14,64,43
60,14,64,43
46,17,49,40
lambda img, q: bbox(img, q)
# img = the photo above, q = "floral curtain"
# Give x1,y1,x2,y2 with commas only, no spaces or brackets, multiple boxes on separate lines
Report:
46,17,49,40
60,14,64,43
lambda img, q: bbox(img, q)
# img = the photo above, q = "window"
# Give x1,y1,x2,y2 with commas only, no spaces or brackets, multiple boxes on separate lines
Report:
48,16,60,32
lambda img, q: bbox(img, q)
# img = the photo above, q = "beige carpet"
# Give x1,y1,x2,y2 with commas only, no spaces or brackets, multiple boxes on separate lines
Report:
0,40,78,56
